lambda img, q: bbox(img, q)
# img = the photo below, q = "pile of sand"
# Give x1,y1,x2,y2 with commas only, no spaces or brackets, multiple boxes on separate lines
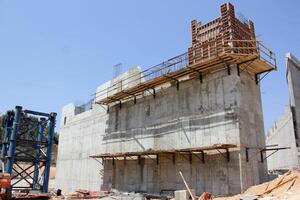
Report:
215,170,300,200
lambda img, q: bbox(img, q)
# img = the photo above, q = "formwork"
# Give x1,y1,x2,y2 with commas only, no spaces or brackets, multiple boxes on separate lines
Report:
95,3,276,107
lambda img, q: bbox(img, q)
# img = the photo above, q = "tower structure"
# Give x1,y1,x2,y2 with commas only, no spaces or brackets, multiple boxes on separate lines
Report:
1,106,56,193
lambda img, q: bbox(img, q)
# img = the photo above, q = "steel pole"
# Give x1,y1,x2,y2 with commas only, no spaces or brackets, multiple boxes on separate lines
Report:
5,106,22,174
1,112,13,166
42,113,56,193
33,118,45,190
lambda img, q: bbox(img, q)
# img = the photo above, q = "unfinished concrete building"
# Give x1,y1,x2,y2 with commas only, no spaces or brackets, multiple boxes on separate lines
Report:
266,53,300,172
56,3,276,196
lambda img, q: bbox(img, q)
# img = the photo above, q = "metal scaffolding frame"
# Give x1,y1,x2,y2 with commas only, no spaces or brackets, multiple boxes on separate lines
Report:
1,106,56,193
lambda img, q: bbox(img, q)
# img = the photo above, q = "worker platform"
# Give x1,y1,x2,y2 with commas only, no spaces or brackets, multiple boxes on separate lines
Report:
90,144,238,164
95,40,276,106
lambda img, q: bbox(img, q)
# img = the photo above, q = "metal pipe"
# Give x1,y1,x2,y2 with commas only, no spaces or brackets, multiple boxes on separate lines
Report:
1,112,13,166
42,113,56,193
33,118,45,190
5,106,22,174
23,110,50,117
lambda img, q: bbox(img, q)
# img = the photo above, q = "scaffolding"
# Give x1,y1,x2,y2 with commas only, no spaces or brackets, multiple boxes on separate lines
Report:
90,144,237,165
95,40,276,106
94,3,276,107
1,106,56,193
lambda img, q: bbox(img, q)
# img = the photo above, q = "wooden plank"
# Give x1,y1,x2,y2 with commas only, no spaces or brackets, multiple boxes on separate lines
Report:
90,144,238,158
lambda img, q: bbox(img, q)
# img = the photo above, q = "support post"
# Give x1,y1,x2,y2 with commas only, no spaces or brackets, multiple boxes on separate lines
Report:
1,112,13,165
237,65,240,76
33,118,45,190
245,148,249,162
255,74,259,85
156,154,159,165
201,151,205,164
176,81,180,90
199,72,203,83
260,150,264,163
5,106,22,174
226,148,230,162
42,112,56,193
227,66,231,75
138,155,141,165
172,154,176,164
152,88,156,99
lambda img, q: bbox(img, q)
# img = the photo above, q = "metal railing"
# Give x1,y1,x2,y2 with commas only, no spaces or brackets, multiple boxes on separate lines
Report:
94,40,276,103
94,53,188,101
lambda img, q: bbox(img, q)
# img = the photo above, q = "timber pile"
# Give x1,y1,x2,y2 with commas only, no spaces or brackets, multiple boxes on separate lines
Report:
215,170,300,200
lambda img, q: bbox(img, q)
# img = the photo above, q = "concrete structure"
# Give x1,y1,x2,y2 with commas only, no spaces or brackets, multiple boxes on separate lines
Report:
57,64,268,195
188,2,256,66
56,3,276,196
266,53,300,171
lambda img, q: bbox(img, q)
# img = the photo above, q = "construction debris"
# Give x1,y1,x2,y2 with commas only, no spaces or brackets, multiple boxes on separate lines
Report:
214,170,300,200
49,170,300,199
11,192,50,199
178,171,196,200
198,192,213,200
51,190,109,199
51,190,172,200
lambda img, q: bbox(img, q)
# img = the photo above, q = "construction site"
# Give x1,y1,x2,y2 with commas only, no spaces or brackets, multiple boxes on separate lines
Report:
1,2,300,200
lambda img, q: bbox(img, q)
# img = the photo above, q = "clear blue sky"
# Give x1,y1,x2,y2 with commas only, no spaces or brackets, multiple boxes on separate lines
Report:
0,0,299,132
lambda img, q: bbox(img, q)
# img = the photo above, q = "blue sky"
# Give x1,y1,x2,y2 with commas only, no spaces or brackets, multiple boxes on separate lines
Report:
0,0,299,132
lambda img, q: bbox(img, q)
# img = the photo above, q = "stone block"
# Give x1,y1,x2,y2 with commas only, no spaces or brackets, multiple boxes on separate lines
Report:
174,189,195,200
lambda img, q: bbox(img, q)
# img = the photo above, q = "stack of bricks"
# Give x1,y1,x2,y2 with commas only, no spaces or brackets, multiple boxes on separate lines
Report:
188,2,256,66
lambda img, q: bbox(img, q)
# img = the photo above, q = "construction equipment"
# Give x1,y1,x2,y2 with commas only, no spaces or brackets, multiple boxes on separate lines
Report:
0,161,11,200
0,106,56,198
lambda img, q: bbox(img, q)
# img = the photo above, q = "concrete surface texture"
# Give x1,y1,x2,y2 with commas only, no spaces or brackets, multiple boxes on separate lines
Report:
56,67,143,193
56,64,267,196
266,53,300,171
286,53,300,147
56,104,107,192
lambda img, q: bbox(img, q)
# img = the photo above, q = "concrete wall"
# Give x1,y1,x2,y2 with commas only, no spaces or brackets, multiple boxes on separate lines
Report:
104,67,241,153
266,53,300,171
56,67,142,192
102,65,266,195
95,66,143,102
286,53,300,146
56,104,107,192
104,152,242,195
57,65,267,195
266,106,299,170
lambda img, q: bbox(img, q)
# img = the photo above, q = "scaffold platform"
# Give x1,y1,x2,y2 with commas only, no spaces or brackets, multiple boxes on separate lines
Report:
95,40,276,105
